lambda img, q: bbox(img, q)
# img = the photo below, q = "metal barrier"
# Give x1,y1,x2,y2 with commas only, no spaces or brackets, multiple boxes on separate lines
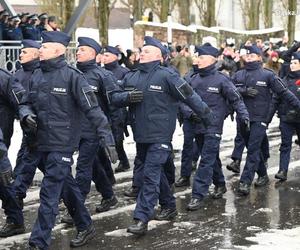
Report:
0,40,77,73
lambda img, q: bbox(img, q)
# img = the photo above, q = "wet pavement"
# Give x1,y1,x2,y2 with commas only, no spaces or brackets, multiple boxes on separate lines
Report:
1,119,300,250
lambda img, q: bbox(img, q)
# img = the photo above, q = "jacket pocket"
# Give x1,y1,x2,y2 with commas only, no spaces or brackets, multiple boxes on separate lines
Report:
48,121,71,145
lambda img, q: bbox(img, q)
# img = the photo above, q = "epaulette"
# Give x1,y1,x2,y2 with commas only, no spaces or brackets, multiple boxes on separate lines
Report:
0,68,12,77
68,65,83,74
158,65,178,75
263,67,276,75
217,70,231,80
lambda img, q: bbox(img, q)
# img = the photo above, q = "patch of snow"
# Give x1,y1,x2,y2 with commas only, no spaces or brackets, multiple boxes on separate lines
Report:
246,226,262,232
173,221,196,229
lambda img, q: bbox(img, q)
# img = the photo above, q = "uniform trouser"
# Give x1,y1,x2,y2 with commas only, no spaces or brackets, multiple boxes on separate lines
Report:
279,121,300,172
132,144,175,189
240,122,268,185
180,120,199,177
115,139,129,166
133,143,175,223
29,151,92,250
13,148,44,199
192,133,225,199
75,138,99,200
0,154,23,225
13,137,27,178
92,146,114,200
231,119,270,162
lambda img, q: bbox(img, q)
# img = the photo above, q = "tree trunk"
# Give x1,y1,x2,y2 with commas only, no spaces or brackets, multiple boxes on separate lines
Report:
98,0,110,46
133,0,143,22
160,0,169,23
207,0,216,27
248,0,260,29
263,0,272,28
287,0,296,45
176,0,190,25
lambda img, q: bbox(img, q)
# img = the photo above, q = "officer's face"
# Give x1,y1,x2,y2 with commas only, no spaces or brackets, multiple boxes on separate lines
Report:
290,59,300,72
197,55,216,69
102,52,118,64
20,48,39,64
76,46,96,62
244,53,261,63
139,45,162,63
39,43,63,61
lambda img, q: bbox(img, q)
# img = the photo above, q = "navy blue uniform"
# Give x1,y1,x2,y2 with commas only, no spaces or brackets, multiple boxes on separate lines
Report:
268,70,300,173
75,59,118,201
233,61,300,185
22,24,41,40
110,60,212,223
186,65,249,199
19,55,114,250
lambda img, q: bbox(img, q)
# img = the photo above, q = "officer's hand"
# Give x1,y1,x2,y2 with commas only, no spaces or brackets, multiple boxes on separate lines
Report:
128,89,143,103
246,87,258,98
243,118,250,131
0,168,13,187
25,114,37,130
190,113,202,123
104,145,119,164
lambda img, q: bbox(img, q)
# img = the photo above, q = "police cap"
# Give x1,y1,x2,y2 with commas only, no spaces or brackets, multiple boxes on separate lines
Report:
144,36,165,54
103,45,120,56
22,39,41,49
41,31,71,47
78,37,102,54
195,43,219,57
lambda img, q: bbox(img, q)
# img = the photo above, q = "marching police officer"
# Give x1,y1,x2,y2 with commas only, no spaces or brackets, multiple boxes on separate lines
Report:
37,13,48,33
22,14,41,40
18,31,116,249
102,45,131,173
268,51,300,181
185,44,249,211
233,45,300,195
109,36,212,235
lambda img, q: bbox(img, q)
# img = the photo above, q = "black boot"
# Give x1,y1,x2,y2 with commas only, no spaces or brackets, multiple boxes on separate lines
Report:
0,222,25,237
275,170,287,181
254,175,269,187
70,224,96,248
155,208,177,220
124,187,139,198
127,220,148,235
61,212,74,226
95,196,118,213
175,176,190,187
212,185,227,199
237,182,251,195
226,159,241,174
186,198,203,211
115,162,130,173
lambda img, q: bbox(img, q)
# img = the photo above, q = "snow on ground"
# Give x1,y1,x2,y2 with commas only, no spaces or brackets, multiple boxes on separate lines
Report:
238,227,300,250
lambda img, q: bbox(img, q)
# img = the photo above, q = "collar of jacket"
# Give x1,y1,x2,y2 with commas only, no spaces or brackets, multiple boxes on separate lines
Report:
244,61,262,71
21,58,40,72
288,70,300,79
104,60,119,71
137,60,161,72
198,62,217,77
40,55,67,72
76,59,97,72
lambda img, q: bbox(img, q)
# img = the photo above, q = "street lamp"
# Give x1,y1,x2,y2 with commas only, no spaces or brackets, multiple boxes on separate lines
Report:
167,0,172,46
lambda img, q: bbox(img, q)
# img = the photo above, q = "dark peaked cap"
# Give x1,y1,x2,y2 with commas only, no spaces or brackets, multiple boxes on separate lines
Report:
22,39,41,49
78,37,102,54
41,31,71,47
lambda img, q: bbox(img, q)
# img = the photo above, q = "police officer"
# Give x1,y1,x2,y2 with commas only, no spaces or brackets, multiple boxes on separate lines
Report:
22,14,41,40
103,45,131,173
18,31,116,249
72,37,118,213
268,52,300,181
19,12,29,34
234,45,300,195
37,13,48,33
109,36,212,235
185,44,249,211
3,15,23,42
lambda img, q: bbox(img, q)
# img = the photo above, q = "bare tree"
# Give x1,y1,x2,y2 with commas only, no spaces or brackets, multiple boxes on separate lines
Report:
194,0,216,27
175,0,190,25
238,0,262,29
287,0,297,44
263,0,272,28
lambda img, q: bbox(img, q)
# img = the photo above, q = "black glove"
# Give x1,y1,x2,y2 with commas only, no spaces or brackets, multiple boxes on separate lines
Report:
0,168,13,187
128,89,143,103
25,114,37,130
243,118,250,131
246,87,258,98
286,110,300,122
190,113,202,123
104,145,119,164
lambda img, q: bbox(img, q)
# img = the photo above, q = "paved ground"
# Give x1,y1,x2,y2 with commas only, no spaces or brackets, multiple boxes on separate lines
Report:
1,118,300,250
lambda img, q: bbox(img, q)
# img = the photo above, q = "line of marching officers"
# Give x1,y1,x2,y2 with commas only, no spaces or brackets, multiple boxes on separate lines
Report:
0,32,300,249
